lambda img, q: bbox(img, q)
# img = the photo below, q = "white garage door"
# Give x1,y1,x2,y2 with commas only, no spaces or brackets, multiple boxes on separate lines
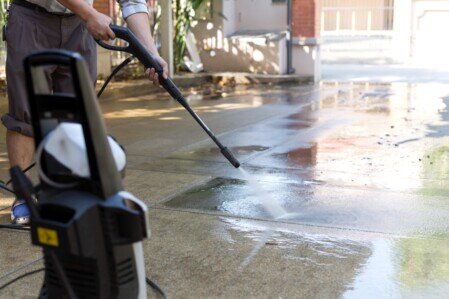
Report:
412,1,449,67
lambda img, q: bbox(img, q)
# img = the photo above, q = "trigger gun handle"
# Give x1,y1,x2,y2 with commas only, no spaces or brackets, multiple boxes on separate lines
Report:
102,25,183,101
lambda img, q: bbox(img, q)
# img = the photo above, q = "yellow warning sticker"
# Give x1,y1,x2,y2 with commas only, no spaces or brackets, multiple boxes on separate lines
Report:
37,227,59,247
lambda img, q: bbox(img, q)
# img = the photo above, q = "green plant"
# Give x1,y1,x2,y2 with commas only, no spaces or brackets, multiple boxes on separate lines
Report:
173,0,222,70
0,0,9,26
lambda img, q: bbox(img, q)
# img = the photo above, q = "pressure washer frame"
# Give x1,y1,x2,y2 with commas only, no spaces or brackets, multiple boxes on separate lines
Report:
22,50,149,299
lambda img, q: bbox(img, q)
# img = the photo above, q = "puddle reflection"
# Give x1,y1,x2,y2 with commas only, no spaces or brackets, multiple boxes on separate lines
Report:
219,217,449,298
343,238,449,299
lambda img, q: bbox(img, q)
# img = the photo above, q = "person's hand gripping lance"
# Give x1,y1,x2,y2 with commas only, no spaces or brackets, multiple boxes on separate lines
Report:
97,25,241,168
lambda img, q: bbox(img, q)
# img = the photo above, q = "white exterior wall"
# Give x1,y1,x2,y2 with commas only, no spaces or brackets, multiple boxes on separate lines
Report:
191,0,290,75
234,0,287,31
411,0,449,67
198,35,288,74
222,0,237,36
191,0,321,78
392,0,449,66
293,40,321,82
392,0,413,64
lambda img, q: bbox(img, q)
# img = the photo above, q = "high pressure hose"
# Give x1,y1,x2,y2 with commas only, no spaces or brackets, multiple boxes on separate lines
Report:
97,55,135,98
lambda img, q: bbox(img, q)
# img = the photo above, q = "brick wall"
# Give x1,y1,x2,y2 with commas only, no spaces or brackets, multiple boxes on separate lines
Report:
93,0,113,16
292,0,321,38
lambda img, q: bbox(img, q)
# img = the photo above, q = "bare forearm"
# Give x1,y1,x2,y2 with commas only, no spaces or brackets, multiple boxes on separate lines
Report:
57,0,114,40
58,1,167,81
127,13,169,80
125,13,159,56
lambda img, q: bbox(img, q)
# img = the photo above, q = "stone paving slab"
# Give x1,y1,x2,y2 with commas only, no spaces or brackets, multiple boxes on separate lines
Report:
124,169,209,206
105,99,298,158
0,260,44,298
0,197,13,212
0,169,207,226
142,209,449,298
141,83,449,197
126,156,449,198
102,85,324,157
163,176,449,236
0,230,41,279
0,82,448,298
166,113,309,164
0,209,449,298
143,209,372,298
0,209,12,224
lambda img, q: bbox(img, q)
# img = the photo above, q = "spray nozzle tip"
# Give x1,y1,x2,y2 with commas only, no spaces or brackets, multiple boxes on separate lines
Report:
221,147,241,168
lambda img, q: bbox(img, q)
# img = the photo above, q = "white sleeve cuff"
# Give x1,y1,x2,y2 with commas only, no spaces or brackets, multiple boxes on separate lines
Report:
120,2,149,19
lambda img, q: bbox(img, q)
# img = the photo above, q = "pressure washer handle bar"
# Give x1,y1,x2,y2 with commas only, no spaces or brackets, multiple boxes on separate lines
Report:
25,53,73,67
96,25,183,101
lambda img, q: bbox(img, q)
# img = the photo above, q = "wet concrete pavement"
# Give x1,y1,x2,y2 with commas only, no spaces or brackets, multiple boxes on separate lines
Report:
1,81,449,297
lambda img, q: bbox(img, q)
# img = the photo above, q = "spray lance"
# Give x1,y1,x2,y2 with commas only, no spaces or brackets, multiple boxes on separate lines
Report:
97,25,241,168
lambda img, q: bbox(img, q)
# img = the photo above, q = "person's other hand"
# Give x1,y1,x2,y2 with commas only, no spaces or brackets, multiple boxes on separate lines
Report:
85,10,115,41
145,55,169,86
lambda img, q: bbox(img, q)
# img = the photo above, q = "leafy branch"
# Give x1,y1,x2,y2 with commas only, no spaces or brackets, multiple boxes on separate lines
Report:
173,0,224,69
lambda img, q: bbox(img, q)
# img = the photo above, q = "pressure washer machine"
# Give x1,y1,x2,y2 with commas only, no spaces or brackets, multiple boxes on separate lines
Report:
10,50,150,298
4,25,241,298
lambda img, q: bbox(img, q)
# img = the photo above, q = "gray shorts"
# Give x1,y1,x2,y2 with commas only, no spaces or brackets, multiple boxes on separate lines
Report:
2,4,97,137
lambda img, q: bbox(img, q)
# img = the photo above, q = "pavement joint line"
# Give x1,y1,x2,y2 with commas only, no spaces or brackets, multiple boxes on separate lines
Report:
0,225,30,233
227,101,321,165
124,87,324,161
160,94,337,165
134,156,253,169
151,206,449,241
153,175,213,206
127,156,449,184
0,205,10,212
240,111,357,163
105,86,319,139
240,162,449,187
126,162,449,199
0,257,43,282
126,165,213,176
160,156,241,165
126,153,163,158
164,90,324,158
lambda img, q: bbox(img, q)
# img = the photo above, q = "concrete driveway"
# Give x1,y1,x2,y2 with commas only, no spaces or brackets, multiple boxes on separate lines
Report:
0,80,449,298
